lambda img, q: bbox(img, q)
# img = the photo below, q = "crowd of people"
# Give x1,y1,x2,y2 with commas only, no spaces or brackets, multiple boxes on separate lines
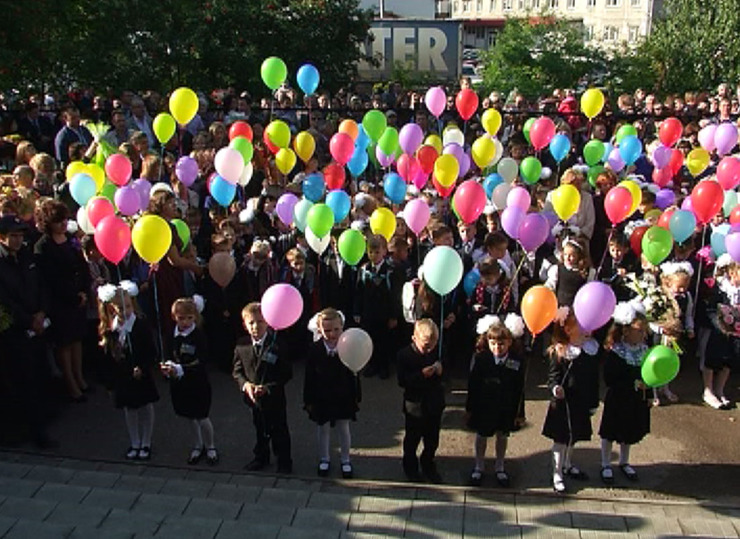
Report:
0,78,738,493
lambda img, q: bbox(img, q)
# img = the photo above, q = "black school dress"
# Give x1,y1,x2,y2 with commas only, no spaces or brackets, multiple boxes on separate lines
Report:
598,344,651,445
466,350,525,436
170,326,212,419
705,278,740,371
106,316,159,409
303,341,360,426
556,265,586,307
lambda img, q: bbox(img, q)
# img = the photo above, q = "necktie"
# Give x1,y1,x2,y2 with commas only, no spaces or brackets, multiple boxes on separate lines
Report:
254,344,262,356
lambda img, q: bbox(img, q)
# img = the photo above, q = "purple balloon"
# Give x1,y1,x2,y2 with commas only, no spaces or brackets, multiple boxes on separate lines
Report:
518,213,549,252
714,123,738,156
607,147,625,172
114,185,141,216
652,144,672,169
501,207,525,240
375,145,395,168
726,232,740,262
425,86,446,118
132,178,151,209
276,192,299,226
175,156,199,187
459,152,471,178
442,142,464,163
655,189,676,210
542,210,559,244
698,124,717,153
399,123,424,155
507,186,531,210
573,281,617,333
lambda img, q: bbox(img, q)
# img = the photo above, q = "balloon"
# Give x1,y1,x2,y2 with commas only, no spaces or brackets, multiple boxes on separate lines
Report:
686,148,710,177
319,190,348,224
230,136,254,164
261,56,287,90
587,165,605,188
87,197,115,229
375,145,394,168
296,63,320,95
645,208,662,225
424,134,443,154
518,213,549,252
324,163,346,190
655,189,676,210
338,229,366,265
99,180,116,204
501,207,525,240
175,156,199,188
330,132,355,165
481,108,502,136
362,110,387,142
434,154,459,188
455,89,479,121
423,246,463,295
522,118,535,144
717,157,740,190
607,147,625,172
261,284,303,329
302,172,325,202
507,186,531,210
483,173,503,199
711,224,730,257
658,117,683,147
305,228,330,255
680,197,693,213
714,122,739,156
519,156,542,185
306,203,334,238
76,206,94,234
214,147,245,183
131,214,172,264
551,184,581,221
652,144,672,169
337,328,373,373
463,269,481,297
572,282,616,332
378,127,400,157
274,147,297,176
521,285,557,335
417,145,438,175
454,180,486,224
399,123,424,155
641,345,680,388
276,193,299,226
491,183,512,210
338,119,359,141
443,142,464,164
731,206,740,226
583,139,605,166
132,179,152,209
66,161,87,181
529,117,556,151
105,154,132,187
263,128,280,155
412,169,429,190
657,207,676,229
549,134,571,163
618,179,642,216
581,88,605,119
70,173,97,206
370,207,396,241
169,87,198,125
172,218,190,251
691,180,724,224
615,124,637,144
641,226,673,265
238,163,254,187
293,198,313,232
669,149,684,176
383,173,407,204
152,113,176,145
94,215,131,265
698,124,716,153
618,135,643,166
210,175,236,206
652,166,673,188
404,198,431,235
266,120,291,149
723,190,738,217
442,127,465,148
397,154,421,184
491,137,504,166
471,136,495,168
497,157,518,182
630,225,648,256
726,232,740,262
601,142,614,163
208,252,236,288
347,148,369,177
114,185,140,216
229,121,253,142
422,87,445,119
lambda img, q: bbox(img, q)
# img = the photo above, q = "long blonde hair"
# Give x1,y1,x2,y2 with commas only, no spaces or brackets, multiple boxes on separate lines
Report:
97,290,139,349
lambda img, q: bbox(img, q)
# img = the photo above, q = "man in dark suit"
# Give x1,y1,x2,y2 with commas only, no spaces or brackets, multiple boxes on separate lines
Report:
54,106,93,169
17,102,55,154
233,303,293,473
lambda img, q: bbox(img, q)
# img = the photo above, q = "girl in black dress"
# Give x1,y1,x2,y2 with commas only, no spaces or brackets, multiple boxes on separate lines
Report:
543,235,596,307
598,303,651,485
97,281,158,460
467,313,525,487
162,297,217,465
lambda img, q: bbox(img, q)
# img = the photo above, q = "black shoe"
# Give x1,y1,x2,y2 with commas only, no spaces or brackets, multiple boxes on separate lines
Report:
422,466,443,484
563,466,588,480
495,470,510,488
601,466,615,485
32,436,59,450
404,466,423,482
341,463,353,479
619,464,638,481
187,447,204,465
317,461,330,477
205,448,219,466
244,458,269,471
276,462,293,474
138,447,151,461
469,469,483,487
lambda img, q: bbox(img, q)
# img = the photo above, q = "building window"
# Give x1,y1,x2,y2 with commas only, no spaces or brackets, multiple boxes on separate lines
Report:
631,0,640,4
532,0,540,7
606,0,619,6
584,25,594,40
549,0,558,8
453,1,460,12
490,0,496,10
503,0,512,10
567,0,575,8
477,0,483,10
518,0,525,9
603,25,619,40
628,25,639,40
463,0,471,11
587,0,596,5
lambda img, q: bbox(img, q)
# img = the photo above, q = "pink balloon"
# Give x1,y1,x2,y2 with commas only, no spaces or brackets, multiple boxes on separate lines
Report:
105,154,133,187
530,117,556,151
330,132,355,165
214,147,245,184
652,167,673,188
453,180,486,224
399,123,424,155
176,156,199,187
87,197,115,228
573,282,616,332
404,198,431,235
276,192,299,226
397,154,421,183
506,186,531,210
425,86,446,118
412,168,429,190
681,196,693,213
261,283,303,330
717,156,740,191
376,146,394,168
518,213,549,252
501,206,525,240
94,215,131,264
698,124,717,153
714,123,738,156
114,185,140,216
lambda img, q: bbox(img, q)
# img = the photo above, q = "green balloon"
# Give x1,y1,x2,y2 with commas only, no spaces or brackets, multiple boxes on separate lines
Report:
171,218,191,252
100,180,116,203
523,117,536,144
338,229,366,266
519,156,542,185
293,198,313,233
641,226,674,265
615,124,638,144
306,203,334,238
261,56,287,90
377,127,399,156
583,139,605,166
641,345,680,388
230,136,254,163
362,110,387,143
587,165,606,188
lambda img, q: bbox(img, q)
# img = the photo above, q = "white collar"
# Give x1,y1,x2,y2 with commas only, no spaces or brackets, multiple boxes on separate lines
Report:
493,353,508,365
323,341,338,356
111,313,136,345
252,334,267,347
612,342,647,366
719,277,740,303
174,324,196,338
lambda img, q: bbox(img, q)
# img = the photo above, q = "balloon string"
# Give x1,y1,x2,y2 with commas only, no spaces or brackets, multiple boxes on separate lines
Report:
116,264,133,355
438,294,445,362
596,227,615,276
497,254,527,314
692,225,707,319
151,268,165,361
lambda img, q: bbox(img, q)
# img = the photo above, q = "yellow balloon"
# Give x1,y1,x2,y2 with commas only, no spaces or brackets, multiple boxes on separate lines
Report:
686,148,710,177
153,112,176,144
434,154,459,188
275,148,297,175
551,184,581,221
618,179,642,216
169,87,198,125
581,88,605,120
293,131,316,163
481,109,502,136
645,208,662,224
266,120,291,149
424,134,443,154
132,215,172,264
471,136,495,169
85,164,106,192
66,161,87,181
369,207,396,241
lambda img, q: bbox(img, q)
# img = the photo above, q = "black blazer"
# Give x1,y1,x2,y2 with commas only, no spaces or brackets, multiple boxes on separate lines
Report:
232,331,292,407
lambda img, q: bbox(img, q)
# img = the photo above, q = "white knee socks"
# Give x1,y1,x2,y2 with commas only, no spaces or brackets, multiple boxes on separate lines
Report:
191,418,215,449
124,404,154,448
602,439,632,467
124,408,141,448
474,435,487,471
552,443,565,482
317,420,352,464
494,434,508,473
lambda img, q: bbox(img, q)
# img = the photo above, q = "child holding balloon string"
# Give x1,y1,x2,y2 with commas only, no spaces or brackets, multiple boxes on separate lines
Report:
469,257,513,321
543,235,596,308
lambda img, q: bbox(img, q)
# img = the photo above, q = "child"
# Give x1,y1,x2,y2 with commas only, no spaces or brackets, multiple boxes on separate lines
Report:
467,314,525,487
470,257,511,320
319,230,356,315
162,297,218,465
243,239,276,303
598,303,651,484
304,308,360,478
82,235,111,384
542,309,599,493
280,248,316,360
397,319,445,483
482,231,518,305
97,281,158,460
232,303,293,473
598,232,640,301
544,235,595,307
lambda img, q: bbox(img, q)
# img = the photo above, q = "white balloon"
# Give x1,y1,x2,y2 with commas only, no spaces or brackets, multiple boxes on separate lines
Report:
490,137,504,167
337,328,373,373
492,183,513,211
497,157,518,183
77,206,95,234
442,128,464,147
214,147,245,184
237,162,254,187
305,228,330,255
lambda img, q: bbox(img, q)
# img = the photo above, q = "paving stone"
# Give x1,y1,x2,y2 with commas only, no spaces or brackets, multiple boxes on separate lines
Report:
229,474,276,489
162,478,214,498
277,526,340,539
143,467,188,480
520,505,572,528
0,497,57,521
404,516,462,538
570,511,627,532
208,484,260,504
185,497,242,520
0,516,16,537
237,504,295,526
466,503,512,525
414,487,466,503
522,529,580,538
131,492,191,515
578,532,638,539
463,520,525,538
81,487,139,510
58,459,99,472
4,519,73,539
292,508,350,533
348,513,406,536
341,533,395,539
320,484,369,497
115,474,167,494
357,495,412,517
257,488,310,509
25,465,74,484
624,515,681,537
99,508,163,535
307,492,360,512
96,462,144,476
274,478,323,492
411,500,465,521
186,471,233,484
69,470,121,489
216,520,280,539
678,517,739,538
0,477,43,498
155,515,223,539
34,483,91,504
45,502,109,528
0,462,32,479
68,525,133,539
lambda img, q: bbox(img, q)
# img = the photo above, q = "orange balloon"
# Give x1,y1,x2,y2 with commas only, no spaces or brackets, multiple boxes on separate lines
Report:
521,285,557,336
338,119,359,141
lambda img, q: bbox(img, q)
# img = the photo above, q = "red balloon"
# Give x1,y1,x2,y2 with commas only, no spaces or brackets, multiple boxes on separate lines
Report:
652,167,672,188
691,180,724,224
263,129,280,154
730,206,740,226
432,176,454,198
94,215,131,265
659,117,683,148
717,156,740,191
324,163,345,190
229,121,253,142
604,186,633,224
453,180,487,224
630,225,649,256
105,154,133,187
87,197,115,228
529,117,556,151
329,133,355,165
455,89,479,121
657,208,675,229
416,145,438,174
397,154,420,183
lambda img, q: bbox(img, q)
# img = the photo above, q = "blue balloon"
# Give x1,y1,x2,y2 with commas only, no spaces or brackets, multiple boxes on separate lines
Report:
383,173,407,204
355,125,370,150
463,268,481,298
326,190,351,223
618,135,643,166
296,64,320,96
711,223,731,257
303,172,326,202
210,175,236,207
601,142,613,163
347,148,369,177
668,209,696,244
549,133,571,163
70,173,97,206
483,173,503,199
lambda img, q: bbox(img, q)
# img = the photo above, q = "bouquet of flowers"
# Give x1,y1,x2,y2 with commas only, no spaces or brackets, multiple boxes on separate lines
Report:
625,273,681,334
715,304,740,337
